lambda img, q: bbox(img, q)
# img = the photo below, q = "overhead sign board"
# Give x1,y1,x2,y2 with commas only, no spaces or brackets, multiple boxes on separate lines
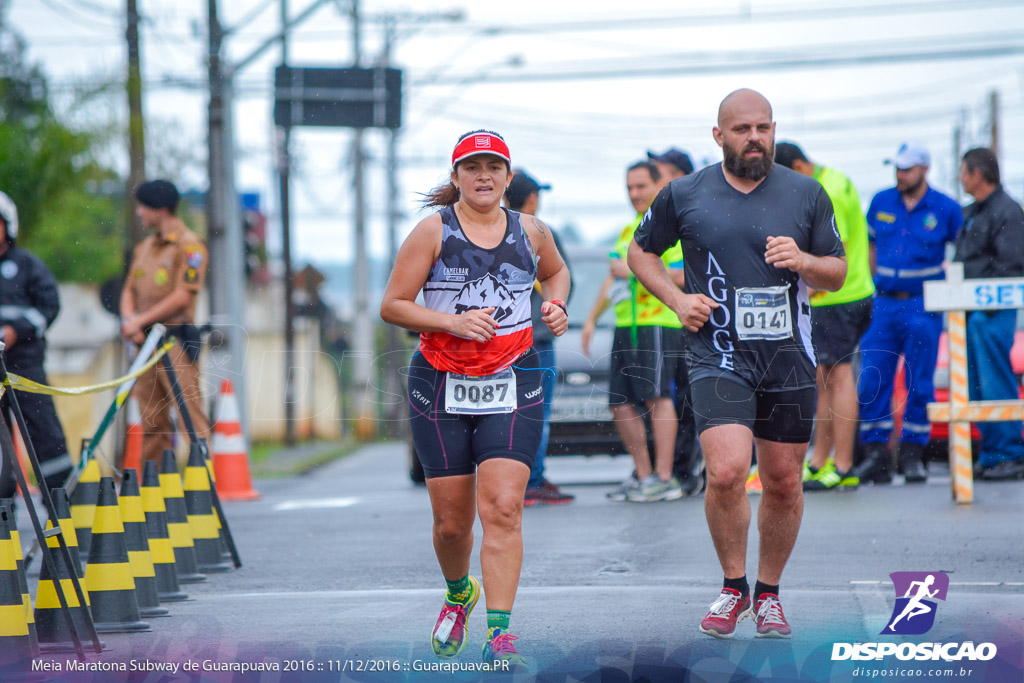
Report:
274,66,401,129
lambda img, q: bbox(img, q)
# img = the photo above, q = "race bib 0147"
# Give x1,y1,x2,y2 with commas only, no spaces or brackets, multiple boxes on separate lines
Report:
734,285,792,341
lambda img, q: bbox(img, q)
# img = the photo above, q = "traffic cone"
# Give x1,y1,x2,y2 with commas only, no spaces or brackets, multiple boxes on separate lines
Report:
141,461,188,602
84,477,149,632
183,443,233,573
70,458,101,563
0,500,37,655
211,380,260,500
34,488,101,652
160,449,206,584
119,469,169,617
0,506,34,665
11,426,39,497
122,397,143,473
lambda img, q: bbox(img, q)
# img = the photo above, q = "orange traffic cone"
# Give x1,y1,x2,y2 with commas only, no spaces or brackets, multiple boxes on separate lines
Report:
11,426,38,496
122,397,143,474
211,380,260,501
0,500,37,655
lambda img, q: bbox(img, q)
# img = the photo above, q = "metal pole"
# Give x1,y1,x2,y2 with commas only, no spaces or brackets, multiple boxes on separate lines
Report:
280,0,297,446
382,18,404,437
988,89,999,159
125,0,147,252
350,0,373,424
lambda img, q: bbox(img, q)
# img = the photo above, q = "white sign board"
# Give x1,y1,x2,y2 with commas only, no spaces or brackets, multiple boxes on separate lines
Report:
923,263,1024,312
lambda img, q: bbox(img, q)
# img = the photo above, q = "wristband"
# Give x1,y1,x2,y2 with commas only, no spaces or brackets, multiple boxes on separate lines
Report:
548,299,567,316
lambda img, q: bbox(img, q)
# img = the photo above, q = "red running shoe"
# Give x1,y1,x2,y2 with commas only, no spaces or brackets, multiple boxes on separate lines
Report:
524,480,574,506
699,587,752,639
754,593,792,638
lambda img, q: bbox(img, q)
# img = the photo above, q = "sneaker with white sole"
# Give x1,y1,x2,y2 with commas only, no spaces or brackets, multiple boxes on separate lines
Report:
754,592,792,638
431,576,480,658
606,475,641,501
627,474,683,502
699,588,752,639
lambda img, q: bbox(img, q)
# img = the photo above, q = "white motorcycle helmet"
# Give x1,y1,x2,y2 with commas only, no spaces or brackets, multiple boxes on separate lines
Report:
0,191,18,240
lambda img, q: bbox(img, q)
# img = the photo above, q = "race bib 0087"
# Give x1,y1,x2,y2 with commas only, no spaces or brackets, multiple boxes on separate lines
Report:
445,368,517,414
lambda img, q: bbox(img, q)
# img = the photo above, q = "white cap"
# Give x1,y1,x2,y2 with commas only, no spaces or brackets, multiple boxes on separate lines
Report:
885,142,930,170
0,191,18,239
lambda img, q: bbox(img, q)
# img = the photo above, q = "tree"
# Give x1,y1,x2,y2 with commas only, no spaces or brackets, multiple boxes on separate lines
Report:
0,9,122,283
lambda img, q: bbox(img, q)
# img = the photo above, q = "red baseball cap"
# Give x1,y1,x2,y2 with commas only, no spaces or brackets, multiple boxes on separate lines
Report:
451,131,511,167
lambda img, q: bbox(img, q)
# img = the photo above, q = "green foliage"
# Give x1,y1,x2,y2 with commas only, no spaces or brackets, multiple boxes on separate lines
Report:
0,11,123,283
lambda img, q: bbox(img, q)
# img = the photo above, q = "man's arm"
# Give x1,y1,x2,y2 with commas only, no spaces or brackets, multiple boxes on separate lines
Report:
628,241,718,332
9,256,60,345
765,235,847,291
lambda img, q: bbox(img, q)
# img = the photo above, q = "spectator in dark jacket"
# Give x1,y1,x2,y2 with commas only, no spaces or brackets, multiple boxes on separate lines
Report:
954,148,1024,481
0,190,71,495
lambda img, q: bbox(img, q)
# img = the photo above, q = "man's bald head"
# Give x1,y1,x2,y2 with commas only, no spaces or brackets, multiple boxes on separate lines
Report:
718,88,773,128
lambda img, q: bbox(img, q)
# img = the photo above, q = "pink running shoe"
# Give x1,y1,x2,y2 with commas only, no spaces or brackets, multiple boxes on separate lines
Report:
431,576,480,658
699,587,752,639
754,592,792,638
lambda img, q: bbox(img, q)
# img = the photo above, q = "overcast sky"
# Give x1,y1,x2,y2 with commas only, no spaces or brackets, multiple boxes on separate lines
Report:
9,0,1024,271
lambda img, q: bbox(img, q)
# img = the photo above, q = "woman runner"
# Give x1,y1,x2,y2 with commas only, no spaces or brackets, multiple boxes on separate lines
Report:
381,130,569,668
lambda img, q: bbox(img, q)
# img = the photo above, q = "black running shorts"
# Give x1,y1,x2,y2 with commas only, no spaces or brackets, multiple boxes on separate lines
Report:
407,349,544,479
608,326,681,406
689,375,816,443
811,296,873,366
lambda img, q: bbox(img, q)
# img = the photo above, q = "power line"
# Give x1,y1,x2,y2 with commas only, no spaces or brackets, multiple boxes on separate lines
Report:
422,42,1024,85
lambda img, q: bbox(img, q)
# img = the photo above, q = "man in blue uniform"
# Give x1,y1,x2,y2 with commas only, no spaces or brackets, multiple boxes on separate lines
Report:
854,144,963,484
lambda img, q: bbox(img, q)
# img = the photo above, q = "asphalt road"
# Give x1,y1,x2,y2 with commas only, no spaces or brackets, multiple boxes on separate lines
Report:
10,443,1024,682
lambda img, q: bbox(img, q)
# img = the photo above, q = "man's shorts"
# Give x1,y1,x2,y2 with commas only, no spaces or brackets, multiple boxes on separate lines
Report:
609,326,681,406
407,349,544,479
811,296,873,366
689,374,816,443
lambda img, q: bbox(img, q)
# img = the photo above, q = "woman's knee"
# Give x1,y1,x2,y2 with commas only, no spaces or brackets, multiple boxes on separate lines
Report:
478,494,522,532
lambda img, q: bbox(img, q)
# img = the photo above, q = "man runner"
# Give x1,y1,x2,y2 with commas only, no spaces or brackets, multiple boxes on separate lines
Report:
628,89,847,638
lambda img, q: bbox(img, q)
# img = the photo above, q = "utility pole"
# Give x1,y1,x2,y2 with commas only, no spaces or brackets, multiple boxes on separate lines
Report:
380,16,403,437
988,89,1000,159
207,0,250,442
125,0,146,253
952,111,963,203
350,0,374,432
279,0,297,446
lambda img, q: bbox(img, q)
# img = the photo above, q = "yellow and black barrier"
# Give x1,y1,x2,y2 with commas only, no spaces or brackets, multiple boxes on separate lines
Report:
141,461,188,602
0,506,35,664
0,500,36,656
119,469,168,618
70,459,101,562
184,444,233,574
34,489,99,653
85,478,149,633
160,450,206,585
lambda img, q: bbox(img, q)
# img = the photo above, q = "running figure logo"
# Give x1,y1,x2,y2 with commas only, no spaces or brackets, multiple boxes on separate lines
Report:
882,572,949,635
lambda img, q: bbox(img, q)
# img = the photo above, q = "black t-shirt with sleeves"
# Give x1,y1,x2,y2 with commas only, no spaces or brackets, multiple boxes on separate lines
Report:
634,162,844,391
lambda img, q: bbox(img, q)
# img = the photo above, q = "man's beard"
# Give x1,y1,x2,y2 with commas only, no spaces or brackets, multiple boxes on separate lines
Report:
898,176,925,197
723,139,774,180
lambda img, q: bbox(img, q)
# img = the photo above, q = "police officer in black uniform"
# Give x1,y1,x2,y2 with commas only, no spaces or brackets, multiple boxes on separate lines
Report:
0,190,72,496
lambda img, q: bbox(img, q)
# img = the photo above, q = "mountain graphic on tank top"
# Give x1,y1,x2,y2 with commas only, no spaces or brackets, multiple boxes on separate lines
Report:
452,273,515,323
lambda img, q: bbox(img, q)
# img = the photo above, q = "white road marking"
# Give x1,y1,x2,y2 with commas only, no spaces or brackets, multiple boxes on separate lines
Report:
273,497,360,511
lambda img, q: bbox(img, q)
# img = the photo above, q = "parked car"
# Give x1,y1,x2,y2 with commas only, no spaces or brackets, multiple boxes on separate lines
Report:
546,247,625,456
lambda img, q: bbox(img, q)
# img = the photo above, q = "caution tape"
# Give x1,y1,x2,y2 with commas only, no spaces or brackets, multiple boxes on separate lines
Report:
3,340,176,397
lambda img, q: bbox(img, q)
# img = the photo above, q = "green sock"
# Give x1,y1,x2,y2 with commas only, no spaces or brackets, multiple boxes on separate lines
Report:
486,610,511,635
445,575,471,604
